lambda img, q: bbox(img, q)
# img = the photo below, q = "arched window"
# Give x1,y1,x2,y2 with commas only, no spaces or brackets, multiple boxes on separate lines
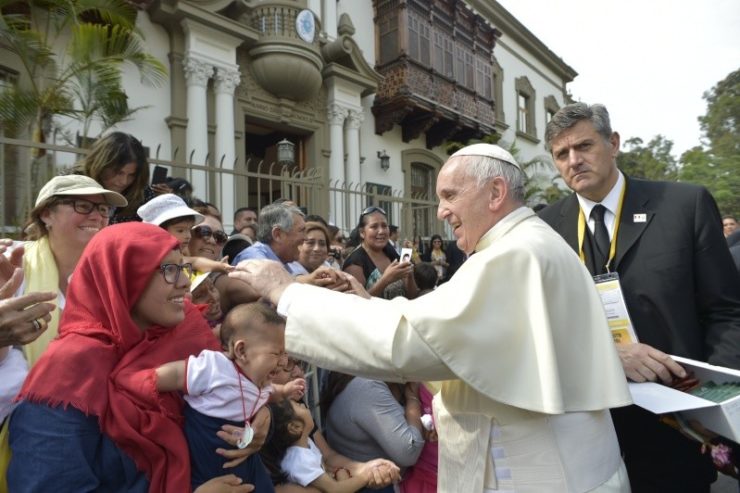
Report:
402,149,443,239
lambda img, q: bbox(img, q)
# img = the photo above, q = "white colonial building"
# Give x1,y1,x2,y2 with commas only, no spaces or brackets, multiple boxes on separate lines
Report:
1,0,576,236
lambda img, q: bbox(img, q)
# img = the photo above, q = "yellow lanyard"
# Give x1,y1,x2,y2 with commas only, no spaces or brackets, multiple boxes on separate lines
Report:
577,184,626,273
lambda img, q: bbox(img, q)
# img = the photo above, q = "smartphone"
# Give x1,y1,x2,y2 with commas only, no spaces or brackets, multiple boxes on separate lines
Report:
400,247,413,264
151,165,168,185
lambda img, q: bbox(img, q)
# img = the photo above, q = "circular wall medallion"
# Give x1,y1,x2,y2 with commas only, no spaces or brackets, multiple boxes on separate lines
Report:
296,9,316,43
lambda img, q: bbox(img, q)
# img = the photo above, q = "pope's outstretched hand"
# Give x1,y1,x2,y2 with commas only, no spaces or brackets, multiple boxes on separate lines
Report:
229,260,295,304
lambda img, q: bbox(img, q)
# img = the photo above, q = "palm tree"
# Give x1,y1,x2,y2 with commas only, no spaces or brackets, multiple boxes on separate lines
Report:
0,0,167,233
0,0,167,144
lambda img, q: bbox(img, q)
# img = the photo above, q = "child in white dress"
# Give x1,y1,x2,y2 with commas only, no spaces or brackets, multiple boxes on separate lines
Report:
262,397,380,492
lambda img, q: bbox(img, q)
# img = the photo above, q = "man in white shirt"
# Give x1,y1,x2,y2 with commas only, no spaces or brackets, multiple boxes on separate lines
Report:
231,144,632,492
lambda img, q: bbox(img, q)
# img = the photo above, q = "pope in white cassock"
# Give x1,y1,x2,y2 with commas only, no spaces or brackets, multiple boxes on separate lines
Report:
231,144,633,493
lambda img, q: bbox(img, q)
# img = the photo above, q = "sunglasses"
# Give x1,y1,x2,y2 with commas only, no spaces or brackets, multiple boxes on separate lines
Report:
159,263,193,285
192,225,228,245
57,198,114,218
360,206,386,218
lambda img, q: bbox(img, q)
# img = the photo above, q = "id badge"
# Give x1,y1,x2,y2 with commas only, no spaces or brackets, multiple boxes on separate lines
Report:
236,423,254,449
593,272,639,344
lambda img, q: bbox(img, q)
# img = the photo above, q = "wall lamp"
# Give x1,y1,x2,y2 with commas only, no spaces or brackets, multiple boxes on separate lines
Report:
277,138,296,167
377,150,390,171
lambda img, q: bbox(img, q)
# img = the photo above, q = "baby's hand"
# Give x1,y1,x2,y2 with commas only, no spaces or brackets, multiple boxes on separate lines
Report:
359,459,400,487
284,378,306,401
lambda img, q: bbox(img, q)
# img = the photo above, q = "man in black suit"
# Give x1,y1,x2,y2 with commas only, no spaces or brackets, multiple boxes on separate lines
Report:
539,102,740,492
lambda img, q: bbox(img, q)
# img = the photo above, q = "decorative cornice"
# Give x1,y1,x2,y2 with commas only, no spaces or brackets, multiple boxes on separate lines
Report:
327,103,348,125
183,56,214,87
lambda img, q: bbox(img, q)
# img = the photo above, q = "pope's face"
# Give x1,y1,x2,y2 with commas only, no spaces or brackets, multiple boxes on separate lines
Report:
436,158,496,254
549,120,620,202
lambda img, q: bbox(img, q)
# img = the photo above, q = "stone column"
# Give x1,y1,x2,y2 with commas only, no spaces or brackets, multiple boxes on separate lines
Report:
345,109,364,225
327,103,348,229
214,66,241,231
183,55,213,198
322,0,338,39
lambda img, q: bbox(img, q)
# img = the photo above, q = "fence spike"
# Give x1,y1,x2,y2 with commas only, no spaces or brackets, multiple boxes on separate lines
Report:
189,149,195,164
155,144,161,160
219,154,226,167
172,147,179,160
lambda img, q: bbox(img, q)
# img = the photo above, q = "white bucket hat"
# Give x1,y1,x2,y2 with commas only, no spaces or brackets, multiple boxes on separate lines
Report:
137,193,205,226
36,175,127,207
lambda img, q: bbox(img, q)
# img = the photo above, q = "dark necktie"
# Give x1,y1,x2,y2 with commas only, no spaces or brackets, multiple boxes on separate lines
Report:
591,204,610,272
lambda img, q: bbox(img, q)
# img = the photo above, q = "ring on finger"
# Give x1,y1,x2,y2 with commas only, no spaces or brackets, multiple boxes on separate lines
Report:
31,319,42,331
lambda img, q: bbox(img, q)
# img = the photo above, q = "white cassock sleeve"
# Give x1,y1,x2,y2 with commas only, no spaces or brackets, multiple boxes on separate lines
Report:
278,212,632,415
278,283,454,383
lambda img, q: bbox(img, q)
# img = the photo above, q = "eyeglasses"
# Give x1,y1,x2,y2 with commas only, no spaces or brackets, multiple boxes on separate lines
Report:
360,206,386,218
192,225,228,245
303,239,327,249
57,198,114,218
159,263,194,285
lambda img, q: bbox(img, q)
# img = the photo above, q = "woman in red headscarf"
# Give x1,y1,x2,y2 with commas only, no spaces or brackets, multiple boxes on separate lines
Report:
6,223,253,493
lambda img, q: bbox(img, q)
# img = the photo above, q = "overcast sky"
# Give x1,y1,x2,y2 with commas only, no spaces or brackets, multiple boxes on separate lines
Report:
496,0,740,158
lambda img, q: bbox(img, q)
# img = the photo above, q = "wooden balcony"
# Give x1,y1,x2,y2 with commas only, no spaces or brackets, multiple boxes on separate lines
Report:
372,57,497,149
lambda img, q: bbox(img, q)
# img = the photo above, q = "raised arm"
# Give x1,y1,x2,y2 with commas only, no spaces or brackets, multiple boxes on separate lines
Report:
229,260,455,383
155,360,187,392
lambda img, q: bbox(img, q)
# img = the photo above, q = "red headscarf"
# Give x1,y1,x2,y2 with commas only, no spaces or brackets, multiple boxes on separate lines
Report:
18,222,220,492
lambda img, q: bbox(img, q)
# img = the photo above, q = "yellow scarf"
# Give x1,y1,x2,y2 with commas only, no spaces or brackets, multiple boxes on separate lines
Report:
22,237,61,366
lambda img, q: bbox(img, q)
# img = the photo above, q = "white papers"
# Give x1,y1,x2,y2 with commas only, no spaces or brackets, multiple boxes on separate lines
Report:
628,382,715,414
628,356,740,442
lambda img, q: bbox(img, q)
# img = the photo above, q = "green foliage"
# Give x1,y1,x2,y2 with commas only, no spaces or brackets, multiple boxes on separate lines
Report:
444,132,501,155
617,135,678,181
677,68,740,217
679,148,740,217
699,68,740,158
0,0,167,142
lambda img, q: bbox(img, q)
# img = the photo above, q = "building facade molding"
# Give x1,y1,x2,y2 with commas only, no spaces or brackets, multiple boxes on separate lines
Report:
327,103,350,126
182,55,214,87
345,109,365,130
214,66,241,95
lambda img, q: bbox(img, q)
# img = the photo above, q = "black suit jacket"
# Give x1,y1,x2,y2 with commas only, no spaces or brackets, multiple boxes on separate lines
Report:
539,177,740,368
729,229,740,273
